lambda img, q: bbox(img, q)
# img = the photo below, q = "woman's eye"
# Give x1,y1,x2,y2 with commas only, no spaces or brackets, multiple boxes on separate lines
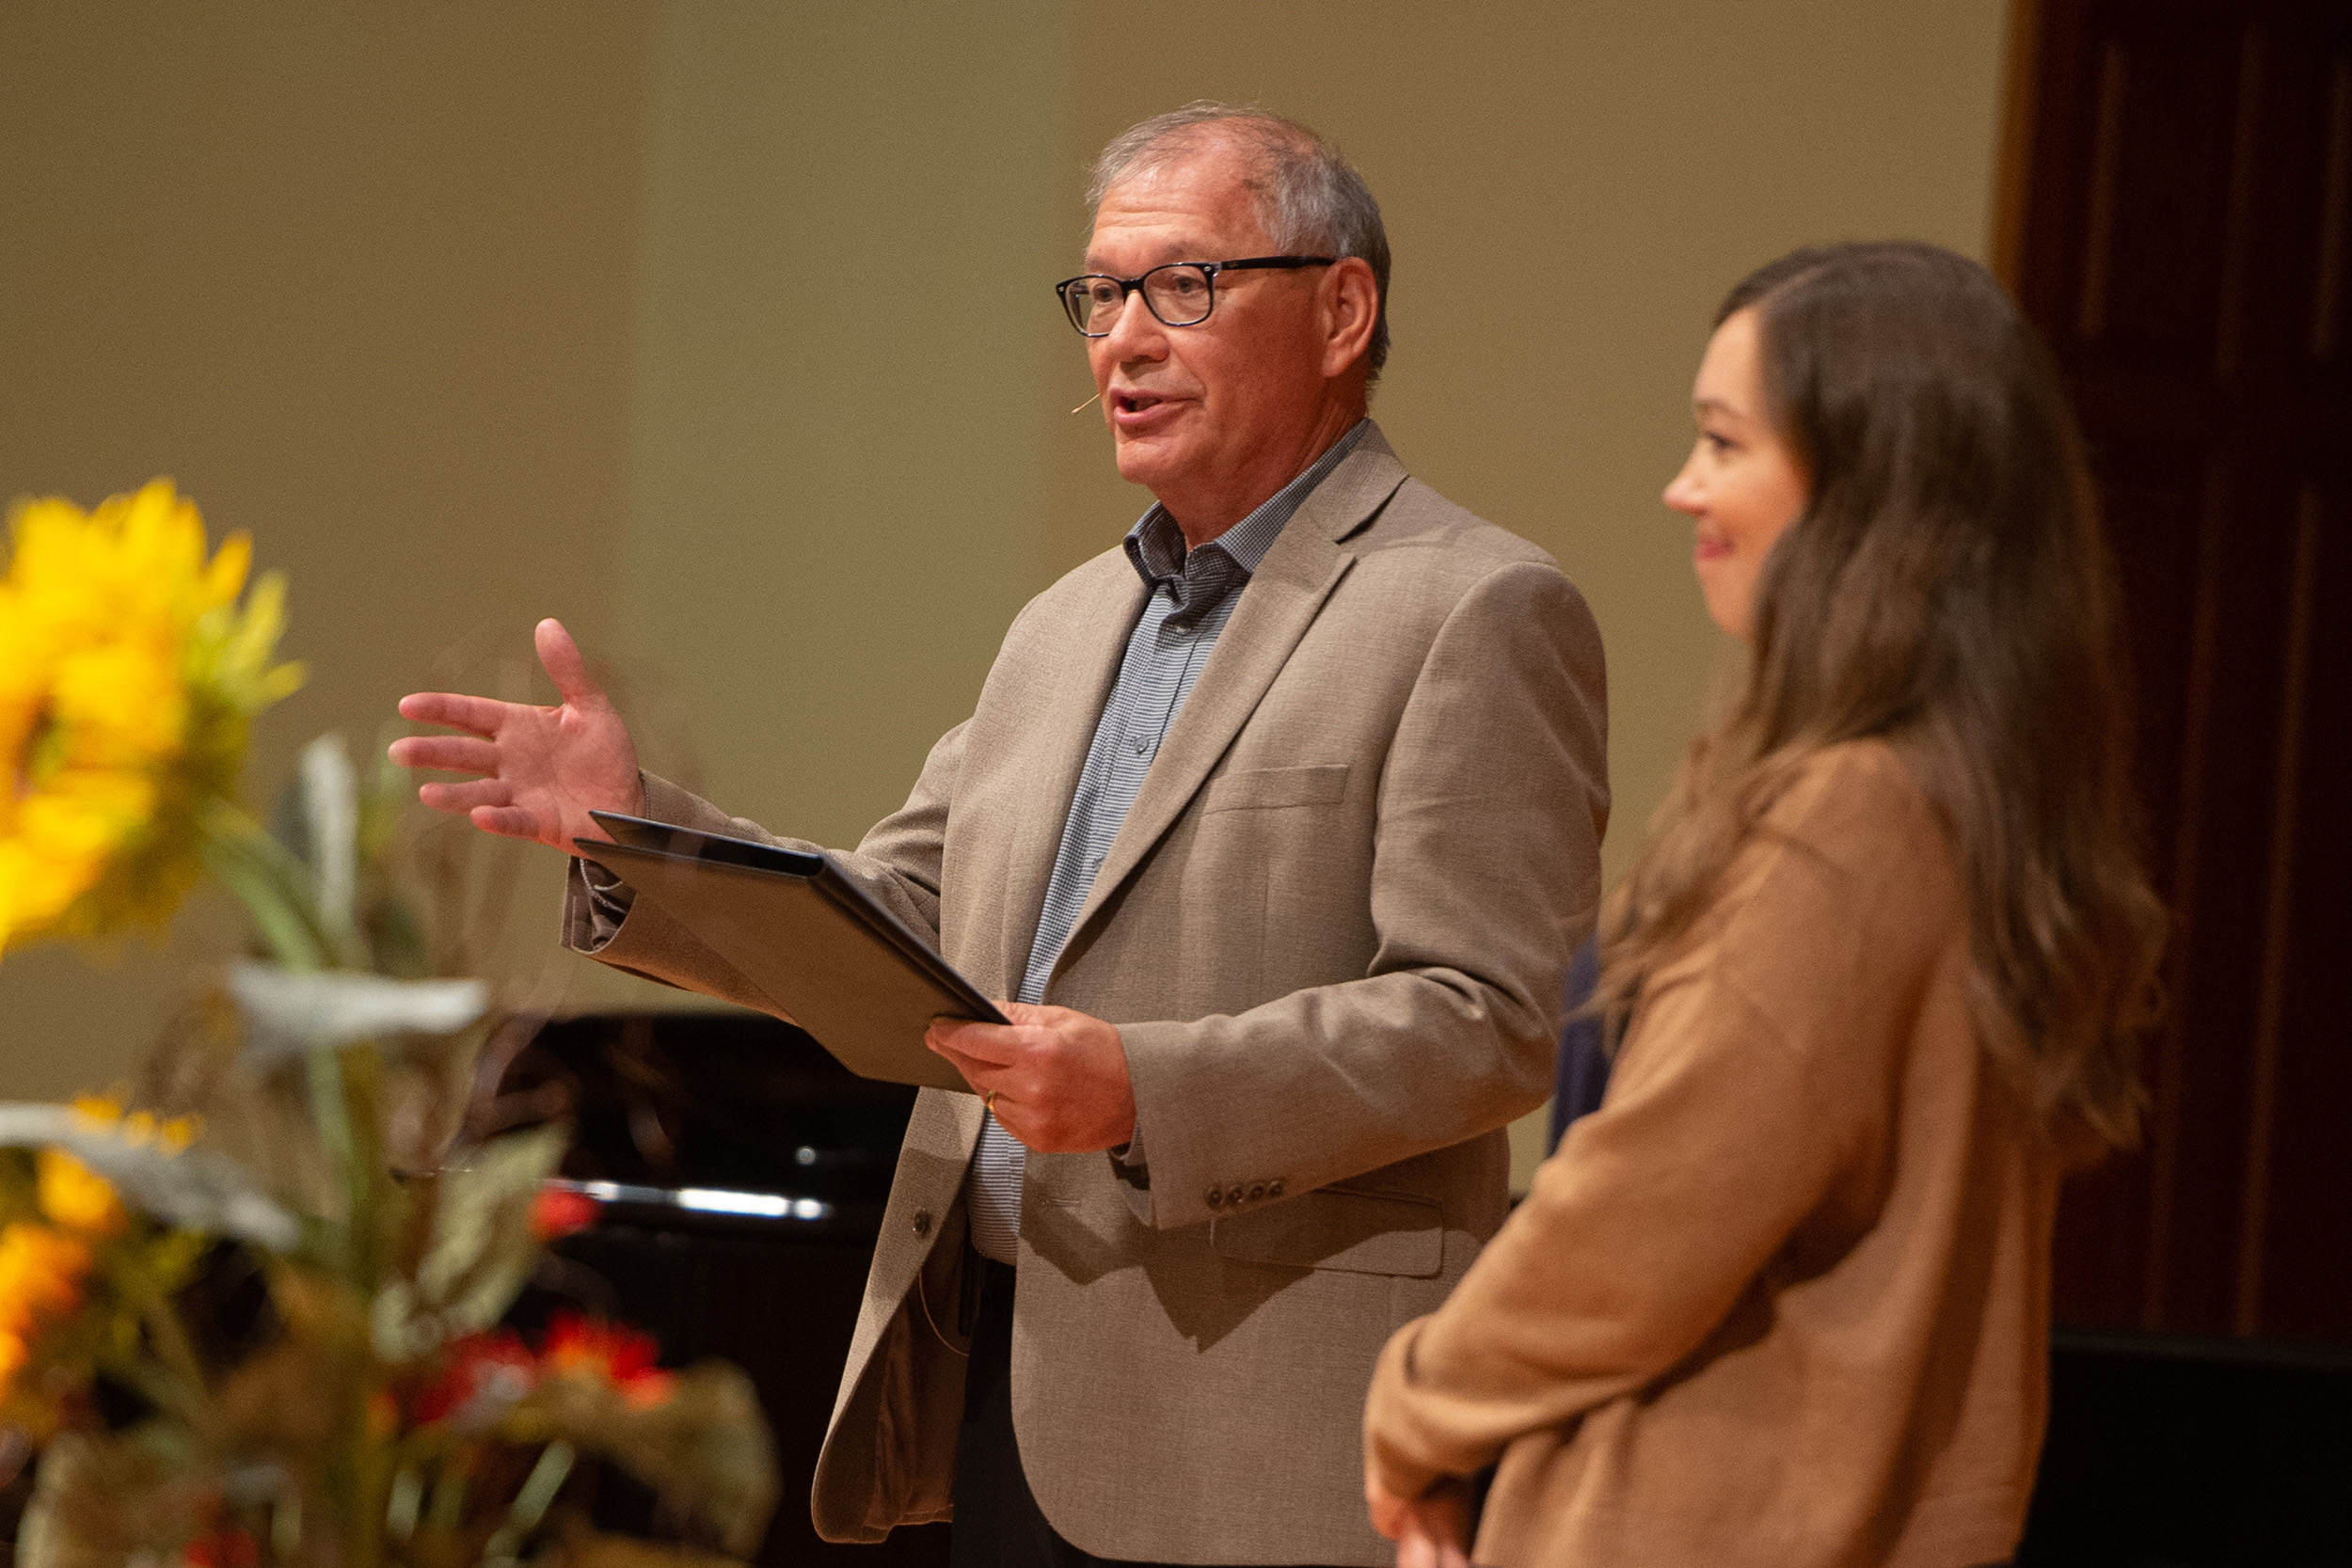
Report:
1701,433,1734,454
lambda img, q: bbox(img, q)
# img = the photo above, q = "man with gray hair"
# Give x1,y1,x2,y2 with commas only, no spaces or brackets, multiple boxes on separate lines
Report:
392,103,1606,1566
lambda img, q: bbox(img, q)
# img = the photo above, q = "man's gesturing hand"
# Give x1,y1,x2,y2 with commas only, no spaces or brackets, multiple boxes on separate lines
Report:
926,1002,1137,1153
389,617,645,853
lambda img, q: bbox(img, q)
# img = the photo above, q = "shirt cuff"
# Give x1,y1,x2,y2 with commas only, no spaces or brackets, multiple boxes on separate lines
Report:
1108,1117,1150,1190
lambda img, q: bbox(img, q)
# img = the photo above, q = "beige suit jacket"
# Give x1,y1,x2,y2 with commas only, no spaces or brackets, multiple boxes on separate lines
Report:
564,426,1610,1565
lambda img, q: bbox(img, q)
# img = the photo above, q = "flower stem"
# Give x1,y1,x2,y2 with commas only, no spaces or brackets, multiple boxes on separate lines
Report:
200,800,343,972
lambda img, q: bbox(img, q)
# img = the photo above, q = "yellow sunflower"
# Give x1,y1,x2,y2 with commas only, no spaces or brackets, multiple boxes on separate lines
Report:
0,479,304,954
36,1148,128,1239
0,1219,95,1433
0,1221,92,1341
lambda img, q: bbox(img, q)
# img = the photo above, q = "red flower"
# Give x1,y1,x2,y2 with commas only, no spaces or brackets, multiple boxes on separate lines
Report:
414,1328,537,1431
531,1184,601,1242
540,1311,675,1408
182,1528,259,1568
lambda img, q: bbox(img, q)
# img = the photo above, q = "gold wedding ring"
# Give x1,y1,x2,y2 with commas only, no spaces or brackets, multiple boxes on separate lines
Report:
985,1089,999,1116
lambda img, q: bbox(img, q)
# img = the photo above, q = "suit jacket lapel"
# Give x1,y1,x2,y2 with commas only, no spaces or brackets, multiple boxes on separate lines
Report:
992,568,1148,997
1060,430,1409,958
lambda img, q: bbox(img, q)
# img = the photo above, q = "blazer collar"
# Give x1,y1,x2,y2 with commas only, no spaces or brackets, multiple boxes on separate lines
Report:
1292,419,1406,546
1056,421,1409,963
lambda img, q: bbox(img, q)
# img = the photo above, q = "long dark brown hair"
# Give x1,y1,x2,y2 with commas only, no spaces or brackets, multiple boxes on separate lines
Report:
1598,241,2164,1148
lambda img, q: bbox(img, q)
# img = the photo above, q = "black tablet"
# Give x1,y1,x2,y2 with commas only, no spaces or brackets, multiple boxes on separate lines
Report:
576,812,1004,1091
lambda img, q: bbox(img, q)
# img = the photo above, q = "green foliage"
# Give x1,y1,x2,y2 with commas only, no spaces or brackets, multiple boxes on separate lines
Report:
506,1365,780,1560
379,1123,570,1360
3,730,779,1567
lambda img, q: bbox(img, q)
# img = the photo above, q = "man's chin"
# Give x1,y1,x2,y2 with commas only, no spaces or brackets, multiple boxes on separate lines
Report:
1112,433,1192,491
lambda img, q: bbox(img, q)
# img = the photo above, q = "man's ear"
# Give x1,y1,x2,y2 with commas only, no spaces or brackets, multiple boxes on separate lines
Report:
1320,257,1380,380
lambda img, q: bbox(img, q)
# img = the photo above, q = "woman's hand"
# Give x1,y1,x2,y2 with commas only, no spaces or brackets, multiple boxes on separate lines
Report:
1368,1473,1473,1568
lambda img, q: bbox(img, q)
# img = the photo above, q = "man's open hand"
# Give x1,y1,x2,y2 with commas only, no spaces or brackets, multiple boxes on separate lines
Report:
926,1002,1136,1153
389,617,645,853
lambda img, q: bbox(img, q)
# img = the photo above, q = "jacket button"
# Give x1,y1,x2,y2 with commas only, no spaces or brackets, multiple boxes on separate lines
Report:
1206,1187,1225,1209
911,1210,932,1238
1267,1178,1285,1197
1227,1185,1246,1207
1247,1182,1266,1202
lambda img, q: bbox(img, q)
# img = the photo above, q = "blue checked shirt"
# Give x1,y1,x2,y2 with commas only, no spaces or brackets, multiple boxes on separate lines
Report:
963,420,1370,1263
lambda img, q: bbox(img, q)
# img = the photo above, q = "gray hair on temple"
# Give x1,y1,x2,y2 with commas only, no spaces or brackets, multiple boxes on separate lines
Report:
1088,102,1392,379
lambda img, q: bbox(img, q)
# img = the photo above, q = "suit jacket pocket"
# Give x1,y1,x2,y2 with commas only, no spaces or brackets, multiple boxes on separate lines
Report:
1201,763,1351,815
1209,1185,1444,1277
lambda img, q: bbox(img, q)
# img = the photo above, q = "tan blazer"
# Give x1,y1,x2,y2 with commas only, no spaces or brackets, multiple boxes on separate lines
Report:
565,426,1610,1565
1364,742,2060,1568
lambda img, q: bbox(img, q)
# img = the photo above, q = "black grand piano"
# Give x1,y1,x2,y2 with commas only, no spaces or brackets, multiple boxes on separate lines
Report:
501,1010,950,1567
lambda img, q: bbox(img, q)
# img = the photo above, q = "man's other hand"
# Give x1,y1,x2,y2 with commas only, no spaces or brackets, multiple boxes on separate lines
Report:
1367,1475,1472,1568
389,617,645,853
927,1002,1136,1153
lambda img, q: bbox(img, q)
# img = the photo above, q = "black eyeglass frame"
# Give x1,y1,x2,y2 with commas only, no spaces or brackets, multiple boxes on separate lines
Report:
1054,255,1336,336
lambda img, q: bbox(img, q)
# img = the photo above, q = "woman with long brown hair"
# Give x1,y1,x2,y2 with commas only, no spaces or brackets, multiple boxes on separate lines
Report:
1361,242,2164,1568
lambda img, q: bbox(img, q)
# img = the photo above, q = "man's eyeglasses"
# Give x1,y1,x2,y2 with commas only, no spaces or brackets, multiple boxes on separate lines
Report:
1055,256,1334,337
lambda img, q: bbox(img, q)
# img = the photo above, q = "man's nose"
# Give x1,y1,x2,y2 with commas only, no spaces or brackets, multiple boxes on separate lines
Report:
1101,289,1167,359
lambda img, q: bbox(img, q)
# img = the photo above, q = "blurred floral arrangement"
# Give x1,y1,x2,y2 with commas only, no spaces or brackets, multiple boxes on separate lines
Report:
0,480,300,957
0,483,775,1567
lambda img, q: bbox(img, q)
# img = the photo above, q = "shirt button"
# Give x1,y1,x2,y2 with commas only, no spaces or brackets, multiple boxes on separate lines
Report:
1129,736,1150,755
911,1210,933,1239
1206,1187,1225,1209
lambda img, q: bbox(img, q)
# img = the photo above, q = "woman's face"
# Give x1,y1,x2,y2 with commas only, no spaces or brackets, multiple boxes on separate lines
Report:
1663,307,1811,641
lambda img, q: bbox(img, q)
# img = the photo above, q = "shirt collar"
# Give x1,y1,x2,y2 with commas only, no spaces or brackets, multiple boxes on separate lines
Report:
1122,418,1372,593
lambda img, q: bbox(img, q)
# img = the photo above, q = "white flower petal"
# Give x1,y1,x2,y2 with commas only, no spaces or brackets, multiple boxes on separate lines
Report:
226,960,489,1062
0,1103,300,1249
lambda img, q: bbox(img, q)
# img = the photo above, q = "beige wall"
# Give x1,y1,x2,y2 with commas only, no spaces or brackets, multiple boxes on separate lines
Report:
0,3,658,1097
612,4,1071,854
0,2,2008,1185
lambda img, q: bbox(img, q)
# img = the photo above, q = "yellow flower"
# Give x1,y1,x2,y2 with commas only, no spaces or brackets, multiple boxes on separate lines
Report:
0,1222,92,1340
0,1325,26,1420
0,479,304,954
72,1092,199,1154
37,1149,127,1239
71,1093,124,1126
